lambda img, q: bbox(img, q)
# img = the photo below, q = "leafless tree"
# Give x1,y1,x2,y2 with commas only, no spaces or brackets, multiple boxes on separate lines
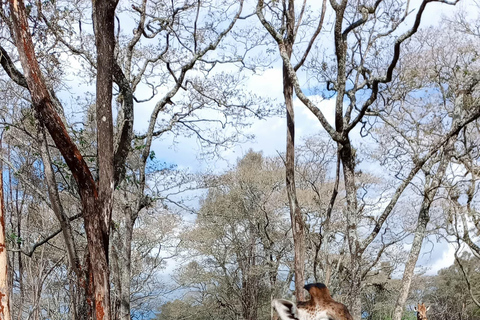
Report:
255,1,476,318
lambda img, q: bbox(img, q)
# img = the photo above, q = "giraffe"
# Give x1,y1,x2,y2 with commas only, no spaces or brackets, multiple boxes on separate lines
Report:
414,303,430,320
272,283,353,320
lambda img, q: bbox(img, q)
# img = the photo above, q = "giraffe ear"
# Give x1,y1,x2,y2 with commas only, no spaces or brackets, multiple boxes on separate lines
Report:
414,306,418,311
426,306,430,311
272,299,299,320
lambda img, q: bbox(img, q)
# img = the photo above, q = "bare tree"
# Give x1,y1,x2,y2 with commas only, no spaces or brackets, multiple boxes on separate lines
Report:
255,1,471,318
6,0,119,318
368,20,480,318
256,0,327,301
179,151,293,320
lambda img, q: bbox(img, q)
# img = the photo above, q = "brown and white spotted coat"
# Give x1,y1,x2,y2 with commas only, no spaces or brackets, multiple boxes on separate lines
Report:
414,303,429,320
272,283,353,320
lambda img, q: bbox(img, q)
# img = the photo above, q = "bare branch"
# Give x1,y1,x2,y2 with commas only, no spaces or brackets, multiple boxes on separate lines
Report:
361,108,480,251
454,243,480,308
294,0,327,71
0,44,28,88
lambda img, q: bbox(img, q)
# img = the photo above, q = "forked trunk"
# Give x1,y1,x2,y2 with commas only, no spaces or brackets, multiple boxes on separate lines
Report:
284,61,305,301
8,0,117,318
283,0,305,301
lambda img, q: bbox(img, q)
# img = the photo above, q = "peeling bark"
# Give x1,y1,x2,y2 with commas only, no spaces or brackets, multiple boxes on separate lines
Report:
0,139,12,320
88,0,118,318
8,0,118,318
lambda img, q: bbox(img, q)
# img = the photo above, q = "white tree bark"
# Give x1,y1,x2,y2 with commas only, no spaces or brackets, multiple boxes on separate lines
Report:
0,140,12,320
392,149,450,320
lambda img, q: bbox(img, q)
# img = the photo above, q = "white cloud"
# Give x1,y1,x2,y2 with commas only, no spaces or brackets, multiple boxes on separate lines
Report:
247,67,284,99
424,242,456,275
420,238,471,276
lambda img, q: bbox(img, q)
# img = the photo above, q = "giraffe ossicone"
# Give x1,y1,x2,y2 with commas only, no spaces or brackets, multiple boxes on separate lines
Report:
414,303,430,320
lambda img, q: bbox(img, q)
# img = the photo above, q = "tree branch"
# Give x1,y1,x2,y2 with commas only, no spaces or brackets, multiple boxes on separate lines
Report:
0,44,28,88
454,243,480,308
361,108,480,251
8,213,82,258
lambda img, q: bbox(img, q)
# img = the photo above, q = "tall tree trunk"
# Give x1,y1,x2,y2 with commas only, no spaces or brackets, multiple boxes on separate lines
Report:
14,187,23,320
392,88,468,320
332,3,362,317
392,111,456,320
118,218,133,320
338,139,362,320
282,0,305,301
110,241,121,320
87,0,118,318
5,147,18,320
110,203,134,320
37,124,89,320
8,0,118,318
0,138,12,320
391,161,445,320
240,227,259,320
391,202,430,320
284,64,305,301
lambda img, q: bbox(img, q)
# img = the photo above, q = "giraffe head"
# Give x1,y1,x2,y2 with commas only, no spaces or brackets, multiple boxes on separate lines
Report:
414,303,429,320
